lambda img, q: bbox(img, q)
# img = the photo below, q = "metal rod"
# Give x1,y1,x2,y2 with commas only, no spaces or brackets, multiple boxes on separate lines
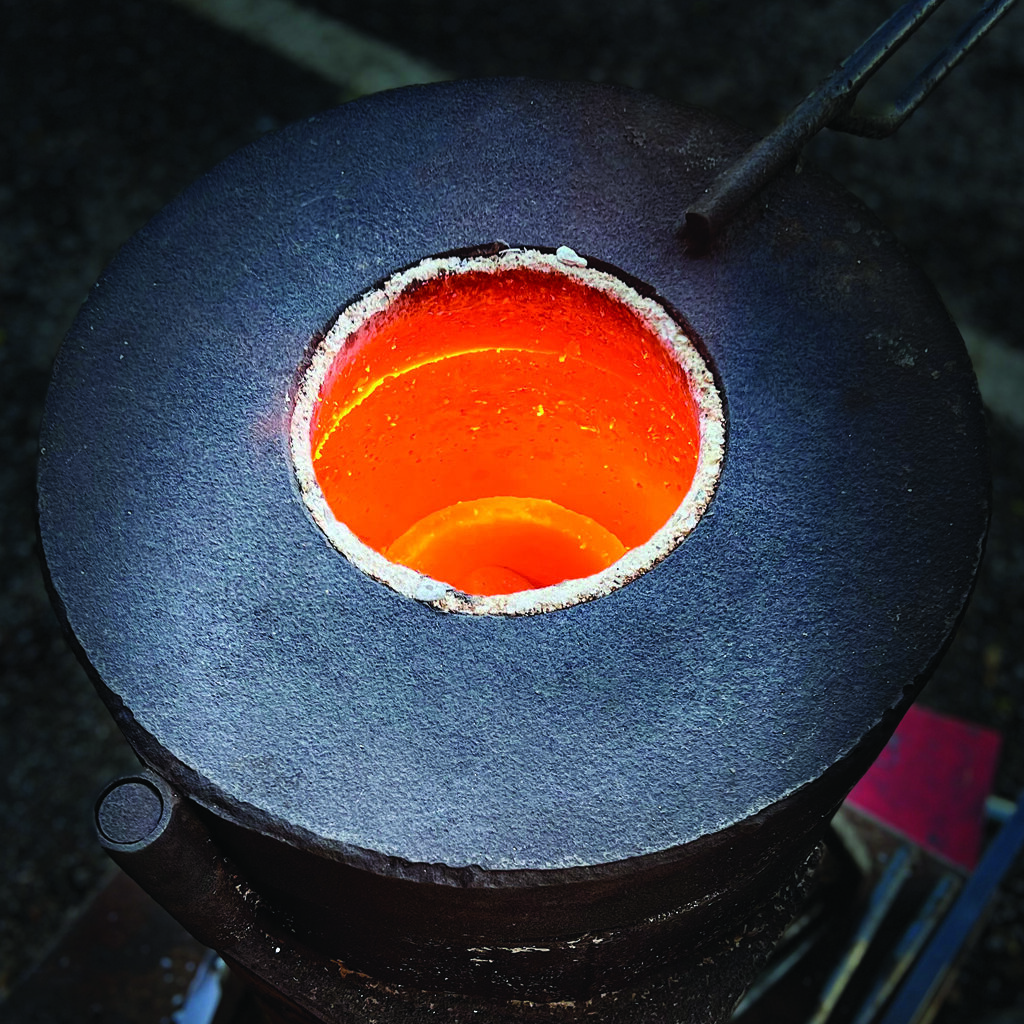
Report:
172,951,230,1024
807,845,917,1024
731,928,824,1019
876,790,1024,1024
848,874,960,1024
985,793,1019,824
832,0,1020,137
679,0,1020,253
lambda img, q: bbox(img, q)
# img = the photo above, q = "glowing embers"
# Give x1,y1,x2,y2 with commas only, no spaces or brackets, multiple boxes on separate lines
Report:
291,248,724,614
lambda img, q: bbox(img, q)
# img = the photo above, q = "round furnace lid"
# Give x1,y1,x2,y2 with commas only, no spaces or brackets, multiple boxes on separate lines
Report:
38,78,987,879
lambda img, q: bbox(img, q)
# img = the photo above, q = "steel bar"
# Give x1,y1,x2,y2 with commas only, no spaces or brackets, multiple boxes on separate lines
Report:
848,874,960,1024
877,794,1024,1024
808,846,917,1024
731,929,824,1019
985,793,1019,824
172,951,230,1024
679,0,1019,252
830,0,1019,138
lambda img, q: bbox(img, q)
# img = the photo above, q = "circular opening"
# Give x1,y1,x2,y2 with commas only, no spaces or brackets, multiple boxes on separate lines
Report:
291,248,724,614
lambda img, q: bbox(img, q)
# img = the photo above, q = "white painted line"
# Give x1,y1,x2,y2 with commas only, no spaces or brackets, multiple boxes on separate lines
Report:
167,0,448,96
961,324,1024,431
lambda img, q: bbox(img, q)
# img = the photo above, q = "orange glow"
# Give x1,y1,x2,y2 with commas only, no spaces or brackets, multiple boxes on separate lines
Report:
386,496,628,596
309,264,702,595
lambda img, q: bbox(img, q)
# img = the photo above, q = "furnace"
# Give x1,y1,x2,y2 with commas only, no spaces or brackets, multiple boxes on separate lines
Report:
38,77,988,1022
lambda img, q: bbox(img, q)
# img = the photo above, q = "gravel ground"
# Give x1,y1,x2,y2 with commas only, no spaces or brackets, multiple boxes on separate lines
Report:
1,0,1022,1017
0,0,340,999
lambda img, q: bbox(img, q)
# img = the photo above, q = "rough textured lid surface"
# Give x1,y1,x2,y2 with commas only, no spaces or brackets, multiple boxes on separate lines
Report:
38,78,987,879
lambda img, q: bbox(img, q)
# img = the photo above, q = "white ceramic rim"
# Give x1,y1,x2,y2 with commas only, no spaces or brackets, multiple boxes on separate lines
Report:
290,247,725,616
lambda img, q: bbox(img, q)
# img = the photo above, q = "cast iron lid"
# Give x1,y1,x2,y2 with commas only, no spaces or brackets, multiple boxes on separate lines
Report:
39,79,986,879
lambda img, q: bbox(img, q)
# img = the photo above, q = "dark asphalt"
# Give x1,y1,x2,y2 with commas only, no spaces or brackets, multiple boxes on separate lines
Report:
1,0,1022,1017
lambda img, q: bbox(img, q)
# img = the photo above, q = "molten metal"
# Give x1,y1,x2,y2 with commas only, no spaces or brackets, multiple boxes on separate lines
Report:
292,248,724,612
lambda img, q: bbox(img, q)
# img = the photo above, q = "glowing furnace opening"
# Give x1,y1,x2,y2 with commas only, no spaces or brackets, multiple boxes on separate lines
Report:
291,248,724,614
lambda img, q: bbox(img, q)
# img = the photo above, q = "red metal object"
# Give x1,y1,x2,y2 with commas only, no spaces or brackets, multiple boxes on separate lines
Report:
846,705,1002,871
